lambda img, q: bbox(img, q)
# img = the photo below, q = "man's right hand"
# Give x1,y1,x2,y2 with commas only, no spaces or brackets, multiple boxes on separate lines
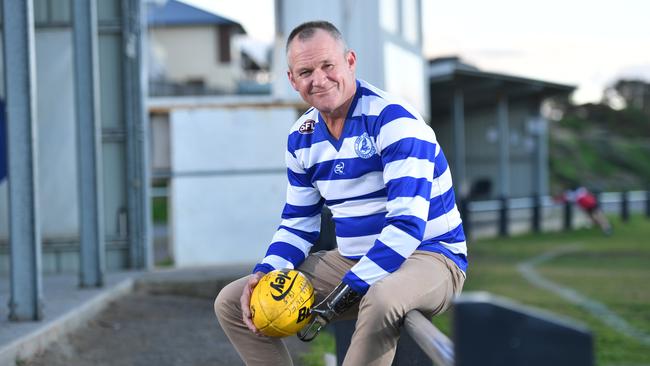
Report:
240,271,265,336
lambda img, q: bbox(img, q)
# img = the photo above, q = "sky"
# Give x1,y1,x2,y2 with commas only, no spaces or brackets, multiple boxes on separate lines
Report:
181,0,650,104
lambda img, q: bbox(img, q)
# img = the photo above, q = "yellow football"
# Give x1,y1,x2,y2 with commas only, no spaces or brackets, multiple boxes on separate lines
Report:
250,269,314,337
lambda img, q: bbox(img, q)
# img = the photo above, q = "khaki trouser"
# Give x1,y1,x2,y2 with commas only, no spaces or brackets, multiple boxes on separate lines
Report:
214,250,465,366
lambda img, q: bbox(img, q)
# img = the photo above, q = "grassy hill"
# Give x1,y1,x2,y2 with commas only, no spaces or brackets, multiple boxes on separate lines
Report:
549,103,650,193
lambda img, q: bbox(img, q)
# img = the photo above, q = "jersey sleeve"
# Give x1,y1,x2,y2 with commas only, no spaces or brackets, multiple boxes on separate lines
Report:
252,143,324,274
342,104,436,294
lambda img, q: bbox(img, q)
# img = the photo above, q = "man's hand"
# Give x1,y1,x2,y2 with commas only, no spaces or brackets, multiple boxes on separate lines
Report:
240,271,265,336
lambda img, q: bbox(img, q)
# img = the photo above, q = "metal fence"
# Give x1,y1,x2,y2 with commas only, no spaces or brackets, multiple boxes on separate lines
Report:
461,190,650,240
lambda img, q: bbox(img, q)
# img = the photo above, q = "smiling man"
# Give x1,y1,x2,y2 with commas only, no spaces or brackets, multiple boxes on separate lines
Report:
215,21,467,366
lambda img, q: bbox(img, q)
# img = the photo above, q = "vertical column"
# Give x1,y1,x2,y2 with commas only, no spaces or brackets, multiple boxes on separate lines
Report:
73,0,105,287
3,0,43,320
531,102,547,233
497,94,510,237
452,88,467,196
621,191,629,222
497,94,510,198
646,186,650,218
537,116,549,197
123,0,152,269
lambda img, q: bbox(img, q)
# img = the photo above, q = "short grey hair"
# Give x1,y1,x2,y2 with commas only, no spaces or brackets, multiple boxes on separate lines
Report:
285,20,347,53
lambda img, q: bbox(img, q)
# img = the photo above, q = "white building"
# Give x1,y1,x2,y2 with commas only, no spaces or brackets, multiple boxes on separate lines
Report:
147,0,247,95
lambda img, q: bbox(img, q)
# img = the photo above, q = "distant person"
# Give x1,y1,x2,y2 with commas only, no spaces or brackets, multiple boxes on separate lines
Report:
561,186,612,235
214,20,466,365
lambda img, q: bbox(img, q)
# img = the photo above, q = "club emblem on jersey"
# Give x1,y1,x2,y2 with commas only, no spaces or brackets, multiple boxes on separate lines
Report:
354,132,376,159
334,162,345,175
298,119,315,134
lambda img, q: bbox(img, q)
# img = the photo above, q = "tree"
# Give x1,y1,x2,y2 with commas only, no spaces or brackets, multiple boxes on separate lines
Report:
603,79,650,115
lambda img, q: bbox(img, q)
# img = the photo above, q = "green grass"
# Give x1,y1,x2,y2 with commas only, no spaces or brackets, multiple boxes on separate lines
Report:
152,196,168,223
299,330,335,366
437,215,650,365
302,216,650,365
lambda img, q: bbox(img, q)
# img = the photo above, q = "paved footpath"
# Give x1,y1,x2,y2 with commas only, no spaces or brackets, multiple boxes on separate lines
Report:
1,265,311,366
25,291,310,366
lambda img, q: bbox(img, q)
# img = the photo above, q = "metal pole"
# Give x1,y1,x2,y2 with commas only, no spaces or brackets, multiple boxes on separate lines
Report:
563,200,573,231
123,0,152,269
497,94,510,198
73,0,105,287
532,194,541,233
499,196,509,237
453,88,467,195
621,191,629,222
3,0,43,320
646,186,650,218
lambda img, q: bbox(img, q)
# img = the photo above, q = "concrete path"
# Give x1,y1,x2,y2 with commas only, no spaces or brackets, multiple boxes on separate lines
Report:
0,264,312,366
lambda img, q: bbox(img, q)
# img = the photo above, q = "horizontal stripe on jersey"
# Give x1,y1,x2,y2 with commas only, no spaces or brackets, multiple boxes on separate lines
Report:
270,227,314,254
426,223,466,244
385,177,432,201
334,212,386,237
285,185,322,207
328,196,386,217
307,155,383,182
419,240,468,272
365,240,407,273
425,205,463,240
428,186,457,220
264,242,307,267
278,225,319,244
326,188,387,206
281,200,323,219
382,138,437,163
287,168,313,188
315,171,385,200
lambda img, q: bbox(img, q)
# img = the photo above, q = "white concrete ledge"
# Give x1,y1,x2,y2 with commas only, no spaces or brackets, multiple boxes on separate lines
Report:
0,276,135,365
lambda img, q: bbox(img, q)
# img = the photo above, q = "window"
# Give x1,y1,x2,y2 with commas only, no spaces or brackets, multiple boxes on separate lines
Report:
218,26,231,63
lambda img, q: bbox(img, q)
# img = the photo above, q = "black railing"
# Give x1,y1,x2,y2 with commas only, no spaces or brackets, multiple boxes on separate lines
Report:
460,190,649,239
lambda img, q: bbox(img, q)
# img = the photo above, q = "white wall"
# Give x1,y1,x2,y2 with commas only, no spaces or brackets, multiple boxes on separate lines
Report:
169,107,297,266
0,30,78,240
384,42,427,117
150,26,238,92
151,114,171,171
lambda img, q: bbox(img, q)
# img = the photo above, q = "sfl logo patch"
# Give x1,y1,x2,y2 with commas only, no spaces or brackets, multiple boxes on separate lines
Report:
298,119,315,134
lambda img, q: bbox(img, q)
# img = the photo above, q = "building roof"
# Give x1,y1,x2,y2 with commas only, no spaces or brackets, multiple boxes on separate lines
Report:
148,0,245,30
429,57,575,114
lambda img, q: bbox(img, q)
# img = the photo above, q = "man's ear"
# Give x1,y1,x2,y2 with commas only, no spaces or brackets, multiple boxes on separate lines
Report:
346,50,357,72
287,70,299,91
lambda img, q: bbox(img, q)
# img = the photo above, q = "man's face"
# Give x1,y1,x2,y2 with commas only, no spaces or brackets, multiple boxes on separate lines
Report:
287,29,357,117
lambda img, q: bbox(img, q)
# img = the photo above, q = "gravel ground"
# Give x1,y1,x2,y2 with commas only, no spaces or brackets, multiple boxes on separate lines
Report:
24,290,312,366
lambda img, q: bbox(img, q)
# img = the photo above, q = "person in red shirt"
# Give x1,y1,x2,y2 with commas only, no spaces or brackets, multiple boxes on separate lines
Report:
563,186,612,235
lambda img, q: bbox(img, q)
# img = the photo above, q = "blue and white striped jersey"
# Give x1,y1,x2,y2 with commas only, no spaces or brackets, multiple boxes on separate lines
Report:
253,79,467,294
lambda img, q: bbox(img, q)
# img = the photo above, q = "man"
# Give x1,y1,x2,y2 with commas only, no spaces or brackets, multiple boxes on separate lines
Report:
215,21,467,365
